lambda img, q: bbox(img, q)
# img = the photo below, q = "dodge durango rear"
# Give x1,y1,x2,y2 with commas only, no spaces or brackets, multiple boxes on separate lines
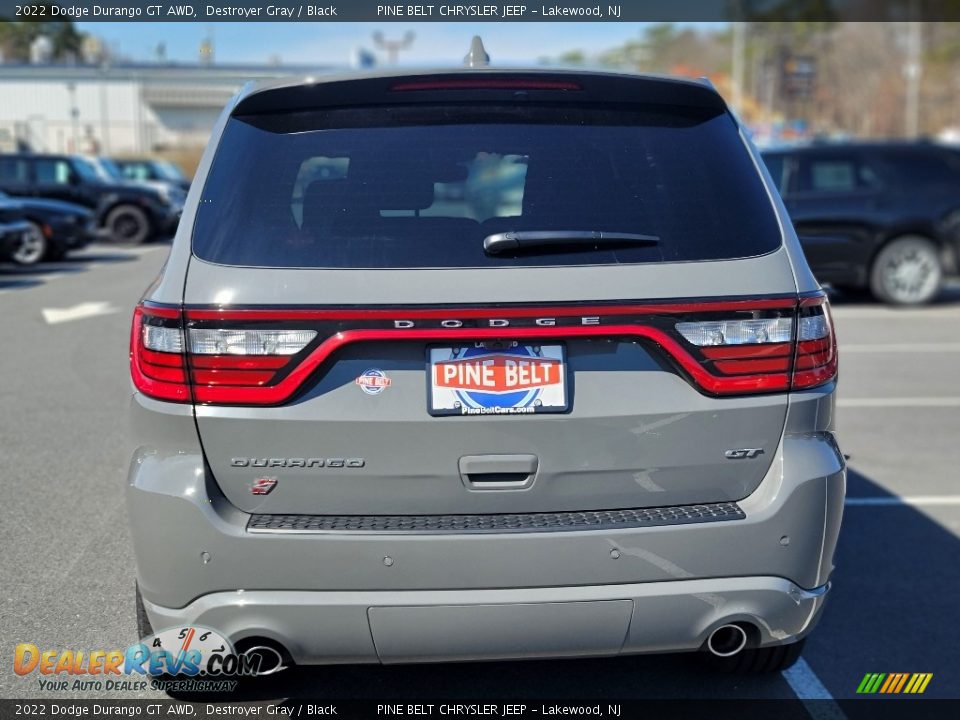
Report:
125,66,845,677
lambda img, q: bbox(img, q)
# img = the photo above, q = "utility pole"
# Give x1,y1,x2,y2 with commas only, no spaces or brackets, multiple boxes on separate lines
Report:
904,21,923,138
372,31,416,65
732,22,746,116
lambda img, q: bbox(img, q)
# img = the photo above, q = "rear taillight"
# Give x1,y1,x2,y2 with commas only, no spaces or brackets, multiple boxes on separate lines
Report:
792,296,838,390
673,295,837,393
131,304,315,403
131,295,837,406
131,305,189,402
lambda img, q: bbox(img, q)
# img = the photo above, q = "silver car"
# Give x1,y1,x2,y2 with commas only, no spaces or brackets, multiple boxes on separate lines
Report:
126,67,844,676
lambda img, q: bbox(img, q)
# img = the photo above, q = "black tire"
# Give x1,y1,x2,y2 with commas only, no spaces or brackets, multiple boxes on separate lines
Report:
703,638,806,674
135,583,182,687
135,581,153,640
869,235,942,305
106,204,151,245
11,221,47,266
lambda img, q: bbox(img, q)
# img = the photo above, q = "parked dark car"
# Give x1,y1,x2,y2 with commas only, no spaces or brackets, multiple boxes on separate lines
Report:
762,142,960,305
0,189,96,265
0,154,182,244
111,157,191,192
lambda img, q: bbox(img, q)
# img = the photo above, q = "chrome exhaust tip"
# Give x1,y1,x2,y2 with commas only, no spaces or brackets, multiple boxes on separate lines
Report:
706,624,748,657
241,644,288,676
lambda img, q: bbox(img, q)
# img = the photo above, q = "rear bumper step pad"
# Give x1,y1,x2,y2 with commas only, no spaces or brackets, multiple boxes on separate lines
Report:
247,501,745,534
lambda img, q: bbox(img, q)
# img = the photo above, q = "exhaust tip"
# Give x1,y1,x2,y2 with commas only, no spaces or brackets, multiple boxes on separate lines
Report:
706,624,748,657
236,641,290,676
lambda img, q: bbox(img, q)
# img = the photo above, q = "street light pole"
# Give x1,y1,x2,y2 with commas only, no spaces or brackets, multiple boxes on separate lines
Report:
732,21,746,116
904,21,923,138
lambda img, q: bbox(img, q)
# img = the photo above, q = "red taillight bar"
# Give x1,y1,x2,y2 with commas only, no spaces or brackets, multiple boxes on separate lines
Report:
131,296,837,406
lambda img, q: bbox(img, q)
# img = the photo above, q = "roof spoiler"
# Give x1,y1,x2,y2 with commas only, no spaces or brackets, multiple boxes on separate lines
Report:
233,71,728,116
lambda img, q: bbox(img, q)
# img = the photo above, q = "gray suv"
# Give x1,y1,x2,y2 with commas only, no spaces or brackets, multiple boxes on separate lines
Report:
127,68,844,676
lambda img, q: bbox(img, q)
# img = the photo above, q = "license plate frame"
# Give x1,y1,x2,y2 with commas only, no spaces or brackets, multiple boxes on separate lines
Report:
427,343,569,417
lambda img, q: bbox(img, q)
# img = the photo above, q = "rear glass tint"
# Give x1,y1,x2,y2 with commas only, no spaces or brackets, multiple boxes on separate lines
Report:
193,105,782,268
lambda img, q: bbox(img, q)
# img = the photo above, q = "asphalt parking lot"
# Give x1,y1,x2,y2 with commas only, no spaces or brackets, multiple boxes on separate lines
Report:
1,245,958,704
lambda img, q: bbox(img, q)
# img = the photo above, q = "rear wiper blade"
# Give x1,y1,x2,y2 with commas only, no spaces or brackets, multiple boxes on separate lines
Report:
483,230,660,255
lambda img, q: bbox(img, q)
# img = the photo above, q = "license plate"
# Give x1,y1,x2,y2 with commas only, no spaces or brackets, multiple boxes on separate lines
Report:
428,344,568,417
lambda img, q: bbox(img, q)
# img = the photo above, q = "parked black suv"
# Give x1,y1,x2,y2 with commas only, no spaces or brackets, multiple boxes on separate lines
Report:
111,158,191,192
762,142,960,304
0,154,182,244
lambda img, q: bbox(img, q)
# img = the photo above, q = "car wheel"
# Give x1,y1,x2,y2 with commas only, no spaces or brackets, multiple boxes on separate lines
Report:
869,236,942,305
11,221,47,266
703,638,806,674
107,204,151,245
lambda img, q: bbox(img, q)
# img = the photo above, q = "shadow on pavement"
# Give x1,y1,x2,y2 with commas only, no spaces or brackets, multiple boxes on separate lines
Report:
0,242,153,290
0,276,43,291
802,467,960,699
170,649,797,702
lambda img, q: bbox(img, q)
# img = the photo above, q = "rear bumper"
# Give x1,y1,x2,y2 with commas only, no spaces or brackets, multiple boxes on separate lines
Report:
126,386,845,661
142,577,829,665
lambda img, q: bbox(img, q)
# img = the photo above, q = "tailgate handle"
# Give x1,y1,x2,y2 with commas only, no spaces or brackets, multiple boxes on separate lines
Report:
458,455,538,490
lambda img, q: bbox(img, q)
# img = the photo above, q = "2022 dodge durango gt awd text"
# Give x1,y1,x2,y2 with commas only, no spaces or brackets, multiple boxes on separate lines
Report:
126,69,845,676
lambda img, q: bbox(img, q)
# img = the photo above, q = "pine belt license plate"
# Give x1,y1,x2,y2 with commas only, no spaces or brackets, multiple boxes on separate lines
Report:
428,344,568,417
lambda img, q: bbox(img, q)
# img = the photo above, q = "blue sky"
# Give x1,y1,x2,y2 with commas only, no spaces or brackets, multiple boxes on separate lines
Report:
77,22,722,66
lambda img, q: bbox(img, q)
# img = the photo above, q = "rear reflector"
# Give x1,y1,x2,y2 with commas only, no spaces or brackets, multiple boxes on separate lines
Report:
130,295,837,406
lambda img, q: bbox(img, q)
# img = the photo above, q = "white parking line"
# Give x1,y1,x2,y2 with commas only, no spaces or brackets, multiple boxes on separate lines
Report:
782,657,846,719
838,397,960,408
845,496,960,507
842,343,960,353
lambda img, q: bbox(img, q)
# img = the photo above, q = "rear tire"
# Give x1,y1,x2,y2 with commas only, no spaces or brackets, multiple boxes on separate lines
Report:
703,638,806,674
869,236,942,305
11,221,47,266
135,582,153,640
107,204,151,245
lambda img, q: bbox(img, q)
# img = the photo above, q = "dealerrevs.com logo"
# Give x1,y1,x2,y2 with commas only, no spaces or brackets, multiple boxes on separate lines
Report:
14,626,277,693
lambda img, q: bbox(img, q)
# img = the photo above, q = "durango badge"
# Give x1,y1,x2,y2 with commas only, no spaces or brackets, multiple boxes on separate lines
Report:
355,368,392,395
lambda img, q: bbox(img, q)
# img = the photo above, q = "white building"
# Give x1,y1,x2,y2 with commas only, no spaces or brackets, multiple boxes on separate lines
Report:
0,61,337,155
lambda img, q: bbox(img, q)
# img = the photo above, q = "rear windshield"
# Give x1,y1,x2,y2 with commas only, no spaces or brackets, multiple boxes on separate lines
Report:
192,104,782,268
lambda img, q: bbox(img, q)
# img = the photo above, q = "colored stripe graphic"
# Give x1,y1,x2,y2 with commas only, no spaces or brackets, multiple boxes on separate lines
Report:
857,672,932,694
